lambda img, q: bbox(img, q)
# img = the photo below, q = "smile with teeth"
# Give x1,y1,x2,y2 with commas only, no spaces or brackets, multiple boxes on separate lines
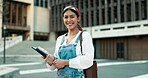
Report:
67,22,74,26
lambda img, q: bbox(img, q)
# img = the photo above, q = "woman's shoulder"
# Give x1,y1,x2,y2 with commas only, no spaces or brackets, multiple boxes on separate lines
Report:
82,31,91,37
56,34,66,41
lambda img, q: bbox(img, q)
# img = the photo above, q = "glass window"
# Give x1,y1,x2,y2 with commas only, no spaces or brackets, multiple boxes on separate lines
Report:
3,2,10,25
40,0,43,7
18,4,22,25
127,3,131,21
45,0,48,8
12,2,17,24
35,0,39,6
116,42,124,58
20,4,27,26
141,0,147,19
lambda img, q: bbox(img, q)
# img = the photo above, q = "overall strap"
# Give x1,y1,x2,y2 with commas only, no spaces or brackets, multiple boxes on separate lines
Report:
75,32,81,43
60,34,67,45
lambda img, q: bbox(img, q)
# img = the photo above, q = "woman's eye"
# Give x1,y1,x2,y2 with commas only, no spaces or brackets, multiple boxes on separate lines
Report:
70,15,75,18
64,16,68,19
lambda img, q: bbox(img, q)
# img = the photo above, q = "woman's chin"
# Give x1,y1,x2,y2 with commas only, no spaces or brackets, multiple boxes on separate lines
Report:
68,27,75,30
67,26,74,29
66,25,77,30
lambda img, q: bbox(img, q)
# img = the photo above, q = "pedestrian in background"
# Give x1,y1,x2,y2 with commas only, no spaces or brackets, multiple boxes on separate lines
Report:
43,5,94,78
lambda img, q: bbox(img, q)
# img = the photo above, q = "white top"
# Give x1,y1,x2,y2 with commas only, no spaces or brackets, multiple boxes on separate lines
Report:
47,31,94,70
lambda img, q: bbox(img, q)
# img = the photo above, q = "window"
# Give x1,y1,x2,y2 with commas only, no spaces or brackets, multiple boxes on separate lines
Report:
45,0,48,8
141,0,147,19
3,2,10,25
40,0,43,7
34,0,39,6
34,0,49,8
18,4,22,25
127,3,131,21
116,42,124,58
12,2,16,24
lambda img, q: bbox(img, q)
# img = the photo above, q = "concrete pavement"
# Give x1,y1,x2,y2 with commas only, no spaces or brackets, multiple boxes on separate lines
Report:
0,41,148,78
0,59,148,78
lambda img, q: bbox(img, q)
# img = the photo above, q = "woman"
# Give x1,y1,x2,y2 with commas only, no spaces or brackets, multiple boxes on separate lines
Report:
44,6,94,78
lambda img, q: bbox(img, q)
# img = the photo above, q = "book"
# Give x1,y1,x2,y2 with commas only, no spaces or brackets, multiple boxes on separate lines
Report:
31,46,48,58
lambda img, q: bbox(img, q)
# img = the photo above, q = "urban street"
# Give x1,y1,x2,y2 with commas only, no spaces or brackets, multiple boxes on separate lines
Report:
1,59,148,78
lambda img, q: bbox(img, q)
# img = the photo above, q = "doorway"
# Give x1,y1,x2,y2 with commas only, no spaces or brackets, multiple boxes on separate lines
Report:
116,42,124,59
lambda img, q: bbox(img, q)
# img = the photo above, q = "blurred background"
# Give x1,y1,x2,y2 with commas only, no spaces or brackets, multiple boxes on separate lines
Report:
0,0,148,78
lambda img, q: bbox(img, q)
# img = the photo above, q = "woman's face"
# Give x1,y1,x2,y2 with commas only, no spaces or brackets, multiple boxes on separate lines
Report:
63,10,80,30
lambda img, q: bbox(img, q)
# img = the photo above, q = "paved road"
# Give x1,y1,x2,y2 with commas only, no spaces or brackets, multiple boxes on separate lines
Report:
1,59,148,78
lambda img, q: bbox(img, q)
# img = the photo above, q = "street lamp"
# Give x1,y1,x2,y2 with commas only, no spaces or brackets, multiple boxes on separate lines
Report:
3,25,6,64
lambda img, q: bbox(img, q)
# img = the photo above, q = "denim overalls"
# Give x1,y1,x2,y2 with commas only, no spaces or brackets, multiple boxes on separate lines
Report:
56,33,85,78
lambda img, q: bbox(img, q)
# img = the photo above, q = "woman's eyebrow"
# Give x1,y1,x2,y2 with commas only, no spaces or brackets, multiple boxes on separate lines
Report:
70,14,75,16
64,14,75,16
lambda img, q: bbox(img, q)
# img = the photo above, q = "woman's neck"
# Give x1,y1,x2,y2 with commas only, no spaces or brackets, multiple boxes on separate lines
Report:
68,28,79,36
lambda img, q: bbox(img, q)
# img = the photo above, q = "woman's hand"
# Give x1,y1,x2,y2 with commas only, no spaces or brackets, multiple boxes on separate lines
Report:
42,55,54,66
53,59,69,69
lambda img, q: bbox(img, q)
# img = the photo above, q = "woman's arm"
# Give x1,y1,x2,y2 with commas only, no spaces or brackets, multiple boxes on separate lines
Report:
69,32,94,69
45,36,62,70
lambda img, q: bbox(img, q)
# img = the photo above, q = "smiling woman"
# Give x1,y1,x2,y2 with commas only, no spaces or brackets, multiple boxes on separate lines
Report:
43,6,94,78
63,10,79,31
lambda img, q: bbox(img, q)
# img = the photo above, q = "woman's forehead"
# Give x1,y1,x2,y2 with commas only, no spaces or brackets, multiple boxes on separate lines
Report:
63,10,76,16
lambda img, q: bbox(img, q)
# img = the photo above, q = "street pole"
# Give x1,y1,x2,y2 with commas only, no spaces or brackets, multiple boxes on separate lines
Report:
3,25,6,64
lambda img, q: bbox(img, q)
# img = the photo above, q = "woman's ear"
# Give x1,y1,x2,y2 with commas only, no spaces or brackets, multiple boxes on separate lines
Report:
77,16,80,22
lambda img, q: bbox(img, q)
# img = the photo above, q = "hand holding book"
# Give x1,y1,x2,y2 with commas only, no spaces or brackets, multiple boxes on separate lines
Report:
32,46,55,66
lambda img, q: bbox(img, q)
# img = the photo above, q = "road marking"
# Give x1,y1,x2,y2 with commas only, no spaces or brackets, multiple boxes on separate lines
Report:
0,55,41,57
95,59,109,62
1,62,42,67
1,60,147,67
1,60,147,75
131,74,148,78
20,68,56,75
97,60,148,67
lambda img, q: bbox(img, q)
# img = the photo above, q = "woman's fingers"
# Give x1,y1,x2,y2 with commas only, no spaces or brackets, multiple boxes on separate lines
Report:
41,56,45,59
44,55,54,66
53,59,67,68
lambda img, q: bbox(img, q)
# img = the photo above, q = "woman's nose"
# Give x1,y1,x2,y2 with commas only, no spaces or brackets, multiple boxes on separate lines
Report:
67,17,71,21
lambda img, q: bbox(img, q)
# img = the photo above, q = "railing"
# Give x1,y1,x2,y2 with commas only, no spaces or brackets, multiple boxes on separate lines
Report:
0,36,23,52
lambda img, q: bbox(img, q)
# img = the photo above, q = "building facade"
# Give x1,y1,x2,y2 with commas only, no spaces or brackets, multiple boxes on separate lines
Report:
49,0,148,60
0,0,34,40
0,0,50,41
1,0,148,60
34,0,51,40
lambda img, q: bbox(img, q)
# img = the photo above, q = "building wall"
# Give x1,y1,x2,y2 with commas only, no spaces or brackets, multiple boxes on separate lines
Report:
128,36,148,60
0,0,34,40
33,0,51,41
1,0,51,41
33,6,50,41
26,1,34,40
49,0,148,32
34,7,50,33
95,35,148,60
49,0,148,60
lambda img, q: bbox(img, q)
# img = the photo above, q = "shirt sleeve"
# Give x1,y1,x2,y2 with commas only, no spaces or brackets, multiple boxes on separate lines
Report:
69,32,94,69
46,36,62,70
